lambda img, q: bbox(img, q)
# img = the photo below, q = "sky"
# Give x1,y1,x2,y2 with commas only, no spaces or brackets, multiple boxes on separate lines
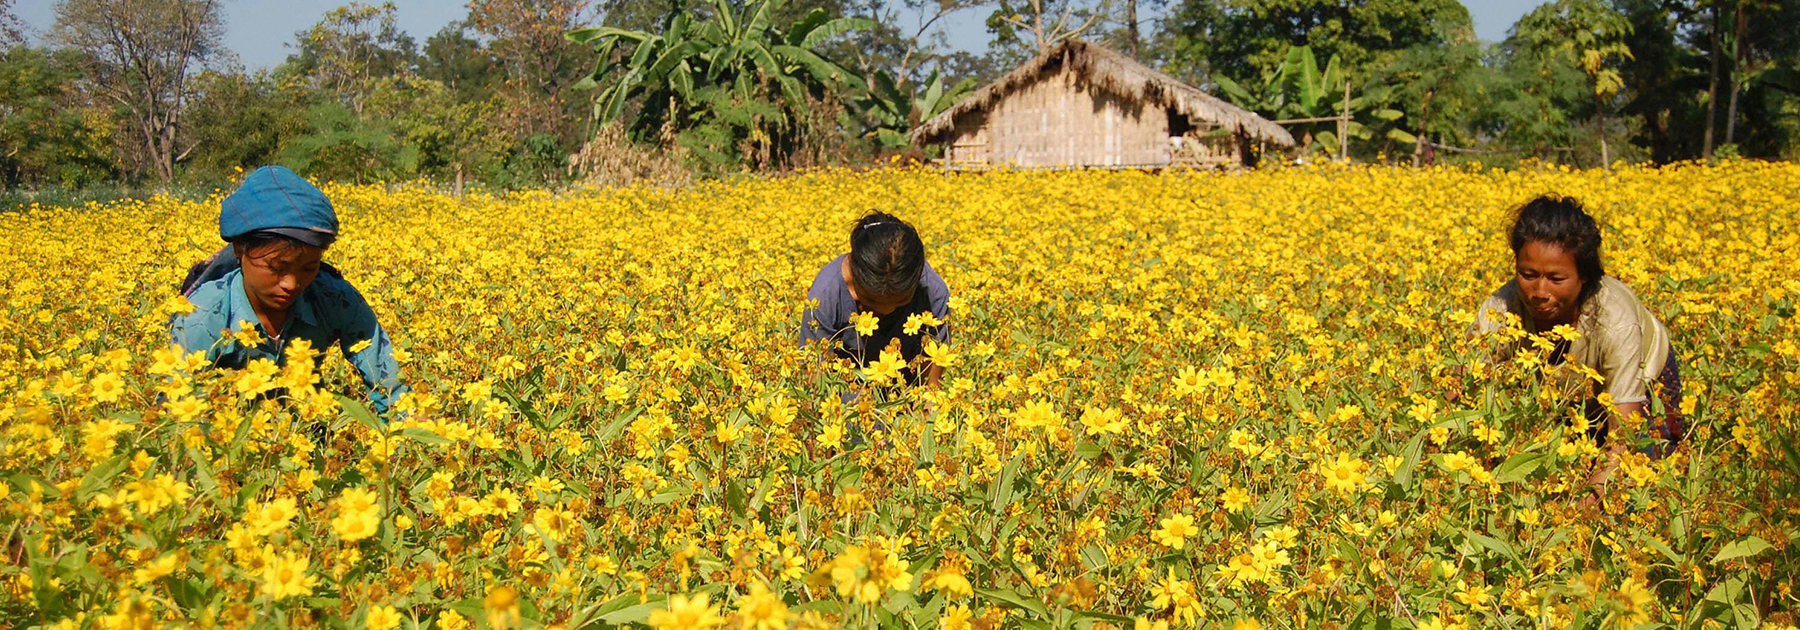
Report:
14,0,1550,71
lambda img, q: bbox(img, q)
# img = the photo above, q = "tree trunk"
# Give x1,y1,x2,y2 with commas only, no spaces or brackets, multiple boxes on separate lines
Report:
1596,89,1611,168
1725,2,1746,146
1598,108,1610,168
1413,90,1433,167
1125,0,1139,59
1703,3,1721,159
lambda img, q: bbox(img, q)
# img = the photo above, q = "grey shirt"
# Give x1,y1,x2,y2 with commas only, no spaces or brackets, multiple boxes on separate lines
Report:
799,254,951,377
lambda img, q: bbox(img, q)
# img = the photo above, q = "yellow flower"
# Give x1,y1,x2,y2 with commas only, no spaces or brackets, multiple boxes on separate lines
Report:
735,582,789,630
245,497,299,536
332,487,382,542
367,605,403,630
862,347,908,385
484,585,522,628
1616,577,1655,627
259,550,319,600
1221,486,1252,513
89,372,126,403
1321,453,1369,495
1013,399,1061,431
1153,513,1197,550
1453,579,1493,611
1079,405,1126,436
649,593,725,630
1149,569,1204,624
849,311,878,336
131,552,181,584
938,604,974,630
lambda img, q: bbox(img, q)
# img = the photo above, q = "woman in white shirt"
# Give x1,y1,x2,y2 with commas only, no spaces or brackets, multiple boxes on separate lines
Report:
1473,196,1683,457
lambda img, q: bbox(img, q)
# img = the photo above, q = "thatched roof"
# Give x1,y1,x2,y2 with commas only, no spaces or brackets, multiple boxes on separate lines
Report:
910,39,1295,147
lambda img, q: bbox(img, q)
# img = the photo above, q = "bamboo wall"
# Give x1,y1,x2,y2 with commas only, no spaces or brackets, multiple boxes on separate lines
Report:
942,65,1178,168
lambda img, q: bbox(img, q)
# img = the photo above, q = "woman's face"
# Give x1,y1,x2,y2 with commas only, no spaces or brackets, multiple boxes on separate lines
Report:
1514,241,1583,325
238,243,323,313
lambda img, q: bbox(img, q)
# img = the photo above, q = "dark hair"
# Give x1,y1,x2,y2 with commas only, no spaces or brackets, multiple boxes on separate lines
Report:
1509,195,1605,303
231,231,327,260
848,211,925,298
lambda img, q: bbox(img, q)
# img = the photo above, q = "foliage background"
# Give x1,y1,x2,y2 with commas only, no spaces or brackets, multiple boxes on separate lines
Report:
3,0,1800,199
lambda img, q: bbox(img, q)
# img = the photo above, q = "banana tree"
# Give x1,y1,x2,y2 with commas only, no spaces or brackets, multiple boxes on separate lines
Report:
567,0,873,144
857,68,976,149
1213,45,1399,157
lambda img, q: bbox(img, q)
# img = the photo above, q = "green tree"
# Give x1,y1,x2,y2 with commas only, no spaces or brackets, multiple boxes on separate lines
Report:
1212,45,1406,159
0,47,115,189
287,2,419,114
1509,0,1633,165
180,69,307,181
1369,16,1501,164
467,0,597,142
279,101,418,183
367,76,510,193
1157,0,1468,90
857,67,975,149
419,20,505,100
569,0,872,170
51,0,224,184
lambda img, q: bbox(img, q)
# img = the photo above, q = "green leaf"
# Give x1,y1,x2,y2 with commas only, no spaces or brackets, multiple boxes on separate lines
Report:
1493,452,1547,484
1464,530,1522,565
337,394,382,433
990,454,1022,510
1073,440,1103,460
1711,536,1772,564
747,470,778,514
599,594,669,624
798,17,876,50
597,407,643,446
1373,108,1404,121
1393,431,1426,489
1214,75,1254,108
76,455,129,502
785,8,829,46
1644,536,1684,564
186,446,221,499
975,587,1048,617
566,27,650,46
398,428,450,445
726,479,746,515
1387,129,1419,144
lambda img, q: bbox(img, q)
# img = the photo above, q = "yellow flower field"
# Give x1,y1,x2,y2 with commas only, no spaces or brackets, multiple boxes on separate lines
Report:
2,161,1798,630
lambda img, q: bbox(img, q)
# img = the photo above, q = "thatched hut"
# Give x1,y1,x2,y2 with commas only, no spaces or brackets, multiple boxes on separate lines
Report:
910,39,1294,168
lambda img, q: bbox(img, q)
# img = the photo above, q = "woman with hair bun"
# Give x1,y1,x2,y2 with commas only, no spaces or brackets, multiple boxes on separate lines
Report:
799,211,951,388
1473,196,1682,457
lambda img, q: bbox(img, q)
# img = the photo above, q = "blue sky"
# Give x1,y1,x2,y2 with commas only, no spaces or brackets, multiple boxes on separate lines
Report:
14,0,1549,71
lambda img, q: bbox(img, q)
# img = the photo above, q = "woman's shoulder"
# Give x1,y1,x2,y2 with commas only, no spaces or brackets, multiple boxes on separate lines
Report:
307,268,360,297
182,269,241,312
1586,275,1660,329
807,254,848,292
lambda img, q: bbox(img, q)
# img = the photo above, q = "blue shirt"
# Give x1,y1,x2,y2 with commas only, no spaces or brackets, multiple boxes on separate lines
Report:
171,268,407,415
799,254,951,383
